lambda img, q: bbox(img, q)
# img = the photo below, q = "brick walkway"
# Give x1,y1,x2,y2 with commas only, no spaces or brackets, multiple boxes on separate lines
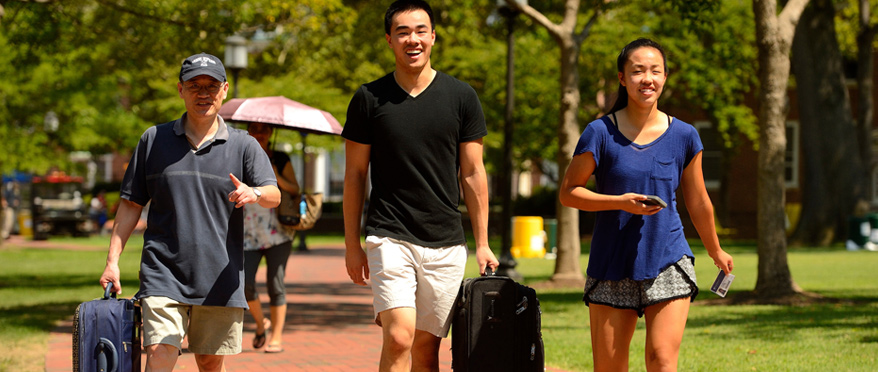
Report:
43,241,572,371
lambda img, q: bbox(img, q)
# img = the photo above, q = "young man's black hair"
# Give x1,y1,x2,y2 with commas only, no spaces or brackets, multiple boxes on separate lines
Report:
384,0,435,35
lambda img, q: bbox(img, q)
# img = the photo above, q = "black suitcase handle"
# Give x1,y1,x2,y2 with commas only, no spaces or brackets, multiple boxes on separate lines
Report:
103,282,117,300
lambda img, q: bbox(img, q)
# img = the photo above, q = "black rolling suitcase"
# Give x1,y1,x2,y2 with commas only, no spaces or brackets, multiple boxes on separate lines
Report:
73,283,141,372
451,270,544,371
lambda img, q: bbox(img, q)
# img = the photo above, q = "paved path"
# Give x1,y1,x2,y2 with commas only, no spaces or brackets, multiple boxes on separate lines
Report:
41,240,572,371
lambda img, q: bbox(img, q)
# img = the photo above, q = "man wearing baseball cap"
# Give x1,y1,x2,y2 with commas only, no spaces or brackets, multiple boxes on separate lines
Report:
100,52,280,371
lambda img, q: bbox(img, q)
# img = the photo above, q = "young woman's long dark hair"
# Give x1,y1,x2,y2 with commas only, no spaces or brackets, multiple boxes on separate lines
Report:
607,38,668,114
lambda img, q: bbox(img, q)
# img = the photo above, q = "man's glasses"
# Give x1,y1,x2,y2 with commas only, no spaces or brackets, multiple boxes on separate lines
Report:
183,82,224,94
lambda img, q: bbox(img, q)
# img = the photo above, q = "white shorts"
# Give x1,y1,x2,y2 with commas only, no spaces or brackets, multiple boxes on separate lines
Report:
366,235,467,337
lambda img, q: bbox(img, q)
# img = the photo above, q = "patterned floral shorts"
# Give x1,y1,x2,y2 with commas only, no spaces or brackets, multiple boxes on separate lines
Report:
583,256,698,317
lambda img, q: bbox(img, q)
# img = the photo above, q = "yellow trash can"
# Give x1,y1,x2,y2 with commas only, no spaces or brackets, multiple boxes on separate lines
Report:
511,216,546,258
18,209,33,238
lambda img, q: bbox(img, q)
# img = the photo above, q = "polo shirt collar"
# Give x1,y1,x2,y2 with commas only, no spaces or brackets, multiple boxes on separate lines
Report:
172,113,230,143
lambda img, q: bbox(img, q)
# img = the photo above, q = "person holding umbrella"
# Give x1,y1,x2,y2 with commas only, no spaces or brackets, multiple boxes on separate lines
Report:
100,52,280,371
242,122,300,353
342,1,499,370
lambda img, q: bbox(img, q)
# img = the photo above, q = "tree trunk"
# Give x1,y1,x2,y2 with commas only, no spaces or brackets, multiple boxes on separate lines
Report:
857,0,875,198
790,0,866,246
752,0,808,298
552,38,584,283
505,0,590,284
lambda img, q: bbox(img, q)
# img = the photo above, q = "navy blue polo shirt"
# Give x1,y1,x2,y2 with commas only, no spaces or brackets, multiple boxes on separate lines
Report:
121,114,276,308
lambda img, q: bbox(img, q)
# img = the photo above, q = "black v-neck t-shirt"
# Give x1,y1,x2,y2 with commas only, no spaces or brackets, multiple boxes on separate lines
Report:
343,71,487,247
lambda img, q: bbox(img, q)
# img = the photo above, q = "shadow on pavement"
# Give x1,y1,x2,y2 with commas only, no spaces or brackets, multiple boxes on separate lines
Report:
283,282,372,297
291,247,345,257
284,302,375,327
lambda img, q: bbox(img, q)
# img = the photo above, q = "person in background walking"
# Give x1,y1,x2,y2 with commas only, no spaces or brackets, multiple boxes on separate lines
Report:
559,38,734,372
342,1,499,370
243,122,300,354
100,52,280,372
1,181,20,239
89,190,108,235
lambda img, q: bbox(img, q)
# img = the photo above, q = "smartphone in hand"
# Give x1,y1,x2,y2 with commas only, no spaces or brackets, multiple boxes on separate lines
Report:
641,195,667,208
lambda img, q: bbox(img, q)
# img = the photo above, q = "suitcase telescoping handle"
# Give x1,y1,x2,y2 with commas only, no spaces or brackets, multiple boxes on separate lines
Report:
103,282,117,300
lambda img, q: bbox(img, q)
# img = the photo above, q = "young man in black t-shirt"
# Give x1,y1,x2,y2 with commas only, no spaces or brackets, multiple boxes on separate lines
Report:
342,1,499,370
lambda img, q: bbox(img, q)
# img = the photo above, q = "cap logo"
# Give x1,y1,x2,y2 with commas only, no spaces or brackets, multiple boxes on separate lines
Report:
192,56,216,67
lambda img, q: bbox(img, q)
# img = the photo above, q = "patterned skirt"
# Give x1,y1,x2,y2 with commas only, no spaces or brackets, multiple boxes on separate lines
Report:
583,256,698,317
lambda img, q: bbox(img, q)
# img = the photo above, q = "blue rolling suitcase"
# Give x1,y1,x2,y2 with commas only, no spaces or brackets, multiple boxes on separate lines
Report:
73,283,141,372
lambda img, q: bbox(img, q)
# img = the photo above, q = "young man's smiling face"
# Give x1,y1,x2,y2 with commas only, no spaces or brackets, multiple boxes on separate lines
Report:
386,8,435,74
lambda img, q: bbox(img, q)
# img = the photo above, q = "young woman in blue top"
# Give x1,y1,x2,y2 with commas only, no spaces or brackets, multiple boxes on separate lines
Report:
560,38,734,371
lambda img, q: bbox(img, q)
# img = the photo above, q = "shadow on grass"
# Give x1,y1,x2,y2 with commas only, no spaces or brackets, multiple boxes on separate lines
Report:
537,291,584,305
0,274,104,291
688,291,878,343
530,291,589,332
0,278,140,336
0,301,84,333
531,287,878,342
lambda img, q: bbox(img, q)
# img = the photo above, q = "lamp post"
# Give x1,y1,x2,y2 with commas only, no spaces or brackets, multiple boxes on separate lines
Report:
224,35,248,98
43,111,59,133
297,133,310,252
494,0,525,281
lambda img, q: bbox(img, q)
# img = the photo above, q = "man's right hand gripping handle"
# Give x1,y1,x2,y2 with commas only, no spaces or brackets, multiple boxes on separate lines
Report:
100,262,122,295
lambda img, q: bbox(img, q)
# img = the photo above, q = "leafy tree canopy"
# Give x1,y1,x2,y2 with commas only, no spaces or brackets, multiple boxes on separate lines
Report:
1,0,764,185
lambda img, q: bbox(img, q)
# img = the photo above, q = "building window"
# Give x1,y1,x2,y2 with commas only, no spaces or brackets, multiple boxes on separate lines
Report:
693,121,722,189
694,120,799,189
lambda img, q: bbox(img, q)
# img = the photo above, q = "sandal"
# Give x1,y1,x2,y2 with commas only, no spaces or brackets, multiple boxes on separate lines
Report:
252,319,270,349
252,330,266,349
264,344,284,353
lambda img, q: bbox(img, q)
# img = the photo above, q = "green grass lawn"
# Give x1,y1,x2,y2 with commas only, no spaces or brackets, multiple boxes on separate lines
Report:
1,235,876,371
0,235,144,372
462,242,878,372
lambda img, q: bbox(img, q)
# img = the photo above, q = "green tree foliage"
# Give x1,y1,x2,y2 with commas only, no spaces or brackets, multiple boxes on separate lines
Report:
0,0,361,175
0,0,775,227
654,0,758,148
835,0,878,59
0,0,243,174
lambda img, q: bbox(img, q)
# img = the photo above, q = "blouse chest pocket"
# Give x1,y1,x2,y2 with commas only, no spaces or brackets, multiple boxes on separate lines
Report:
651,157,676,181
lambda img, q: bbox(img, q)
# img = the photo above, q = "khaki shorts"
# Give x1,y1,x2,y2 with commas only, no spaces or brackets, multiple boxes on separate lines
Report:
141,296,244,355
366,235,467,338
